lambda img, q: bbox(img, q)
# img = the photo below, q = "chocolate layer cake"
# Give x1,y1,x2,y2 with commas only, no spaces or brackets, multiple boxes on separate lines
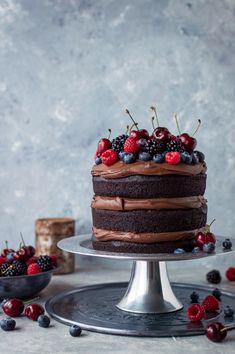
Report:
91,160,207,253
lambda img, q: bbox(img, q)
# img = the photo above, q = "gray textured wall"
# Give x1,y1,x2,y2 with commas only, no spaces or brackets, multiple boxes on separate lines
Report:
0,0,235,251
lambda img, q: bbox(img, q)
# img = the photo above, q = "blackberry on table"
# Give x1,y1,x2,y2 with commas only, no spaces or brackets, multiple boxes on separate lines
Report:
145,139,165,156
190,291,199,303
37,255,53,272
166,139,185,153
111,135,128,153
206,270,221,284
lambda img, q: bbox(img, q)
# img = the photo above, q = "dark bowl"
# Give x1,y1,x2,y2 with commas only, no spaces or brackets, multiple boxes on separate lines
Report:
0,269,54,300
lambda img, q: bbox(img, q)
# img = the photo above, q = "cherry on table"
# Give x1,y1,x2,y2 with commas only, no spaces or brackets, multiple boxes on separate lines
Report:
205,322,227,342
3,298,24,317
24,303,45,321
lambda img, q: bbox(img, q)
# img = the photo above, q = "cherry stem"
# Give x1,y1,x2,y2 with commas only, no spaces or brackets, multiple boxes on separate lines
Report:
151,116,155,130
220,324,235,333
192,119,201,136
20,232,25,246
107,129,112,140
130,122,138,132
209,218,216,227
5,240,8,249
174,113,181,135
23,296,40,305
126,125,129,135
150,106,159,127
126,109,139,130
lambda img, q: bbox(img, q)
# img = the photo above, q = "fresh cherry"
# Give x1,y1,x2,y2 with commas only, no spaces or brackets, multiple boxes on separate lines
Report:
138,129,149,139
129,130,142,140
24,304,45,321
205,322,227,342
27,245,36,257
195,219,216,249
96,129,112,155
152,127,171,143
2,298,24,317
180,119,201,152
1,241,14,257
14,246,31,262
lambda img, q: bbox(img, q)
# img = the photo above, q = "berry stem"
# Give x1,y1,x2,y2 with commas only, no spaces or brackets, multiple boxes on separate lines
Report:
174,113,181,135
209,218,216,227
126,125,129,135
220,324,235,333
23,296,40,305
130,122,138,132
20,232,26,246
125,109,139,130
192,119,201,136
5,240,8,249
107,129,112,140
151,116,155,130
150,106,159,127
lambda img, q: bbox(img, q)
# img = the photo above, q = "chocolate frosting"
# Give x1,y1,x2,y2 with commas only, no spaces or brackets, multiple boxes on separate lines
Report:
93,227,203,243
91,195,206,211
92,161,207,179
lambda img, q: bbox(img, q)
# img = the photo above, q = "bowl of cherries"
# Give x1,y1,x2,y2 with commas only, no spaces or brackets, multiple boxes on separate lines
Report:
0,236,57,299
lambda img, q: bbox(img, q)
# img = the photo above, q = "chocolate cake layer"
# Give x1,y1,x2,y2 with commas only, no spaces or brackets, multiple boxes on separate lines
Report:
92,205,207,233
92,236,196,253
93,174,207,198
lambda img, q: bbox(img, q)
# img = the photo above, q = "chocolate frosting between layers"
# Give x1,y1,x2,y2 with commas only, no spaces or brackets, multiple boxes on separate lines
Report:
93,227,203,243
92,161,207,179
91,195,206,210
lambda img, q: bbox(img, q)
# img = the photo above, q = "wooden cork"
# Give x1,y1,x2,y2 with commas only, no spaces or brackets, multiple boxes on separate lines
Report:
35,217,75,274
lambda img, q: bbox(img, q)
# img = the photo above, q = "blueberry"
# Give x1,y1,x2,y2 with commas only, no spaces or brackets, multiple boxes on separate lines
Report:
194,150,205,162
192,246,200,253
0,318,16,331
203,242,215,253
138,152,151,161
123,153,136,164
153,153,165,163
212,288,222,301
222,238,232,250
173,248,186,254
191,152,199,164
190,291,199,303
6,253,14,263
181,151,192,164
118,151,125,160
224,306,234,317
138,138,147,150
95,156,102,165
69,324,82,337
38,315,50,328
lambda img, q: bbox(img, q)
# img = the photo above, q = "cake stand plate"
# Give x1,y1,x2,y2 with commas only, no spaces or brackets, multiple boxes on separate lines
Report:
46,282,235,337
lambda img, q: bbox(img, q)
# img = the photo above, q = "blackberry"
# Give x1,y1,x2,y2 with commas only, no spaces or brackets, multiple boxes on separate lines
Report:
111,134,128,153
145,140,165,156
166,139,185,153
37,255,53,272
206,270,221,284
12,260,26,275
190,291,199,303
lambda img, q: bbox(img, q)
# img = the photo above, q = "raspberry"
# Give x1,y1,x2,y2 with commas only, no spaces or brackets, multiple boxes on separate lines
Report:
202,295,220,313
165,151,181,165
124,137,140,154
27,263,42,275
225,267,235,281
187,303,205,322
26,256,38,266
101,149,118,166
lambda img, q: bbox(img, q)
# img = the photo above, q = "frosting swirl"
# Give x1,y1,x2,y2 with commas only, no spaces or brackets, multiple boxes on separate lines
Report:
93,227,203,243
92,161,207,179
91,195,206,211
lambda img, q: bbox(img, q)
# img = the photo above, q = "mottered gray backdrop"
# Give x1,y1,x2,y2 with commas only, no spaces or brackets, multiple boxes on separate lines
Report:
0,0,235,269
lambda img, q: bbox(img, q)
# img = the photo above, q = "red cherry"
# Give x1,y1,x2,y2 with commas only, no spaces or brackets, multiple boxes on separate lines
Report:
205,232,216,244
14,246,31,262
180,133,197,152
3,298,24,317
152,127,171,143
24,304,45,321
1,241,15,257
129,130,142,140
225,267,235,281
139,129,149,139
195,232,206,249
97,138,111,155
205,322,227,342
27,245,36,257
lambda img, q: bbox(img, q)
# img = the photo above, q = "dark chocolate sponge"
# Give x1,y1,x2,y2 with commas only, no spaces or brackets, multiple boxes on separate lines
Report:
92,205,207,233
92,236,196,253
93,174,207,198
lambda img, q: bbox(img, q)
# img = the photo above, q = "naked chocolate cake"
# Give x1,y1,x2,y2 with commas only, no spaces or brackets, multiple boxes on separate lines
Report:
91,108,207,253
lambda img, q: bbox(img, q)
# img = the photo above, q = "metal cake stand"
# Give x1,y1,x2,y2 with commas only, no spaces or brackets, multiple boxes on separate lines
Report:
46,235,235,337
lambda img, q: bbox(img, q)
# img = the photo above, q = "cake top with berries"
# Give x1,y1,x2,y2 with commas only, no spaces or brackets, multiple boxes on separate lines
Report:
92,107,206,178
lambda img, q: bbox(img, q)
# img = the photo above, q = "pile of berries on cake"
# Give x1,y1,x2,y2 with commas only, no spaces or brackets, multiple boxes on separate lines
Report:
94,107,205,166
0,237,57,277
